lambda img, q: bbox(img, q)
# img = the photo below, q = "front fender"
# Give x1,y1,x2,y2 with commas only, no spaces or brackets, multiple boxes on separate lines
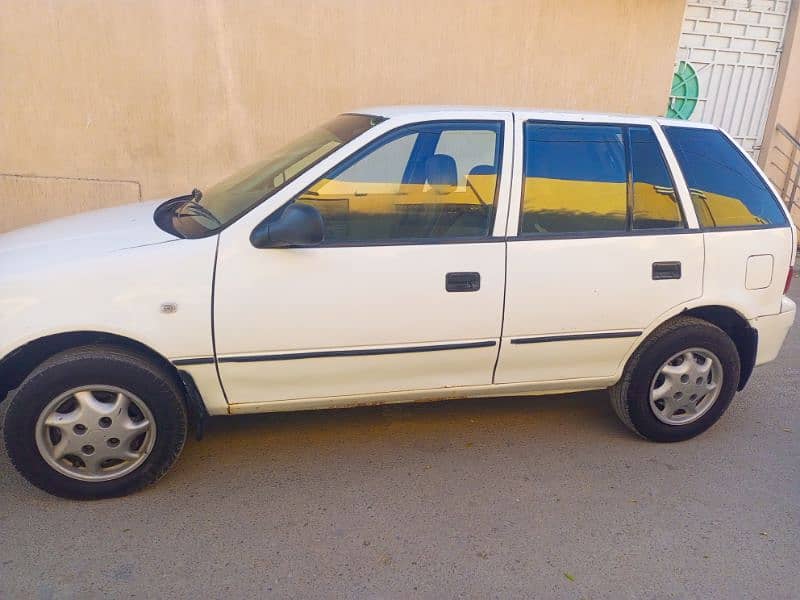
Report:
0,236,218,364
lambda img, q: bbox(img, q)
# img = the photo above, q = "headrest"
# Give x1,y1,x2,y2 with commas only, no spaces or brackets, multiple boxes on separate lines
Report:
468,164,496,177
466,164,497,206
426,154,457,193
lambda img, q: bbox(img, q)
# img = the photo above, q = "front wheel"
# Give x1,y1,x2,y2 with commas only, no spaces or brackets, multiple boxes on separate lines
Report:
610,317,740,442
4,345,187,499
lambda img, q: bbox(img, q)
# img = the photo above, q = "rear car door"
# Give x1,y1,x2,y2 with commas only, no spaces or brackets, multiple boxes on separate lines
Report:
495,115,704,384
213,112,513,406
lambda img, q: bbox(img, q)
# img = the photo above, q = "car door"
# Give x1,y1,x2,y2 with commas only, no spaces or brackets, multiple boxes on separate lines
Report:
494,114,704,385
213,113,513,406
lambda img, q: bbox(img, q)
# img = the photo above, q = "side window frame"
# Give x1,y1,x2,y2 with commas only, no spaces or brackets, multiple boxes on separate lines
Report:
513,120,689,240
275,119,507,247
627,125,688,231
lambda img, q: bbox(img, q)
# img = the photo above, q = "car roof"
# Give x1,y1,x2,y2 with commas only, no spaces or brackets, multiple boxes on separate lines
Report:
356,105,717,129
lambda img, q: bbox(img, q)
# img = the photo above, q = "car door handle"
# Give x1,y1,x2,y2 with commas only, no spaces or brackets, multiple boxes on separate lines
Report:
652,261,682,280
446,272,481,292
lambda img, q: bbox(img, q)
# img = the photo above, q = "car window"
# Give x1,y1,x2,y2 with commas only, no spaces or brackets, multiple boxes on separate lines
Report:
520,124,628,234
663,126,787,228
629,126,683,229
192,114,380,231
292,121,503,244
333,133,418,193
435,130,499,186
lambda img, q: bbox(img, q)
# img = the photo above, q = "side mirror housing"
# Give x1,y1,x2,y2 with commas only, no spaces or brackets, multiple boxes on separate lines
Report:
250,203,324,248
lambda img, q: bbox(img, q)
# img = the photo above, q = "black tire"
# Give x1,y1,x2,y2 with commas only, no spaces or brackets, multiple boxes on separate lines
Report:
610,316,740,442
3,345,187,499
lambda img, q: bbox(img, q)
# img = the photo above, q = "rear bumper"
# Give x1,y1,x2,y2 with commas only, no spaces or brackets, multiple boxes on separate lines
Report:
751,297,796,366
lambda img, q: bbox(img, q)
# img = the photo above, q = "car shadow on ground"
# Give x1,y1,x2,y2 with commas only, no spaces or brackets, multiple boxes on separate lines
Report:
204,389,618,436
171,389,631,479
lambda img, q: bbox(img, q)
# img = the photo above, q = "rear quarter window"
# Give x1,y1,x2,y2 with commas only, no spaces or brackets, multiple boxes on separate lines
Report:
663,126,787,228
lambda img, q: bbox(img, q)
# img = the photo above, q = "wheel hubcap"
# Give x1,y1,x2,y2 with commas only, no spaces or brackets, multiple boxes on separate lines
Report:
649,348,723,425
35,386,156,482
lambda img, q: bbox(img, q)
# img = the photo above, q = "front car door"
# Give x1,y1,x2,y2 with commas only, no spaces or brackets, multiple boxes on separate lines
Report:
213,110,513,408
495,113,704,386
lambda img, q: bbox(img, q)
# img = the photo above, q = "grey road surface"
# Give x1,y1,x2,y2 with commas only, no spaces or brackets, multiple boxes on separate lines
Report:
1,285,798,599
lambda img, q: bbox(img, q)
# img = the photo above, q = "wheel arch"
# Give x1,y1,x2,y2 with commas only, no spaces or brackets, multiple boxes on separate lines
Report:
681,305,757,390
627,305,757,391
0,331,208,433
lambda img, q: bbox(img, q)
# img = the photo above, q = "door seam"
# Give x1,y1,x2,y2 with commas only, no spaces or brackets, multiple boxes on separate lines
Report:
210,234,231,408
491,112,515,383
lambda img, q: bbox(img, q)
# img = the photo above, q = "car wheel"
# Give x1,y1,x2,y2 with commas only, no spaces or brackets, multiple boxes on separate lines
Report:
610,316,740,442
3,345,187,499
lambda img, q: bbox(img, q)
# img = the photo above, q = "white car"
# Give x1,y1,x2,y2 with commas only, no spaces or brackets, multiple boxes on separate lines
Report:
1,106,796,499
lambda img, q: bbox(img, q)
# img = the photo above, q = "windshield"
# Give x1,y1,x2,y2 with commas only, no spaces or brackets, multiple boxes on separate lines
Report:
158,113,381,237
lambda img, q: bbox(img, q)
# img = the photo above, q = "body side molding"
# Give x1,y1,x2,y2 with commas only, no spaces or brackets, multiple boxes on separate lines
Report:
173,340,498,366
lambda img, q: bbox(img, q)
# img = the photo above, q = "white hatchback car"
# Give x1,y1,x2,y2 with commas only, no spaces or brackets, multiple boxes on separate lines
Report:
1,106,796,498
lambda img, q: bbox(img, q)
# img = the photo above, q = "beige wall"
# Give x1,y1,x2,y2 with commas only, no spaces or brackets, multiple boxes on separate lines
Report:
760,1,800,225
0,0,685,232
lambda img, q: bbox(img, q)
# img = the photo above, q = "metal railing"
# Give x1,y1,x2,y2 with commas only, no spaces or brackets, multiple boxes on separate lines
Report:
768,123,800,215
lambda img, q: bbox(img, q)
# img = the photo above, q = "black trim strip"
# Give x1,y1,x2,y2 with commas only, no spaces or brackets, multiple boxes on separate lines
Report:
509,227,695,242
699,223,790,233
288,236,505,248
510,331,642,345
173,357,215,366
219,340,497,364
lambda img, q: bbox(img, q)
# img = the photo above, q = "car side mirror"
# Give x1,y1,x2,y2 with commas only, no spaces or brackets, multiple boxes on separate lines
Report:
250,203,324,248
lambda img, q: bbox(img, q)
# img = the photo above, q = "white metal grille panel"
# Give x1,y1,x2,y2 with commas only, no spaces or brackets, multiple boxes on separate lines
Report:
675,0,791,157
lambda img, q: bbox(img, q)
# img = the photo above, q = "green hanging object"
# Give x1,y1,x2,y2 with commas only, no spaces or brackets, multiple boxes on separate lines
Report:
666,61,699,120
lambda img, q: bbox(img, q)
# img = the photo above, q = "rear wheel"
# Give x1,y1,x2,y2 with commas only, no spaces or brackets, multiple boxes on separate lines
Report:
4,345,187,499
610,317,740,442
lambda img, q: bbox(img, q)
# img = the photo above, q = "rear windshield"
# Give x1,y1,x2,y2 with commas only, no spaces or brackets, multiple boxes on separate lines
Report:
663,126,787,229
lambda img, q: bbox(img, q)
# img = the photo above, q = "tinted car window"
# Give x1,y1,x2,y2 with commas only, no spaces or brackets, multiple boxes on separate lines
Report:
663,126,787,228
293,122,503,243
521,124,627,234
629,126,683,229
